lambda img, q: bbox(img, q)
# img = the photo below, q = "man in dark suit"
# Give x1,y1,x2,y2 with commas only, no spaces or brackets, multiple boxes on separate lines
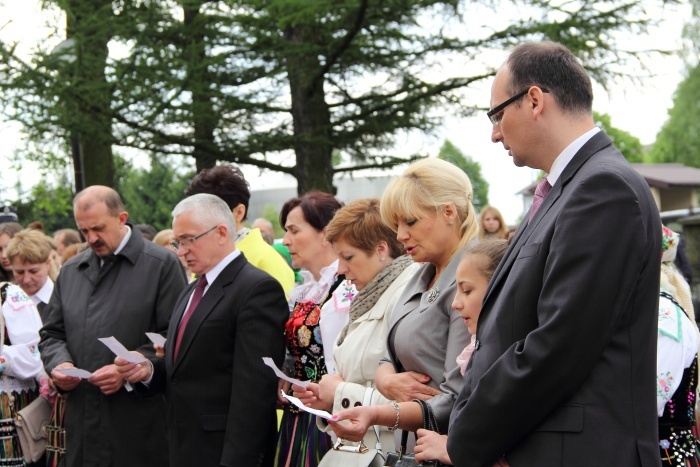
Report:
446,42,662,466
116,193,288,467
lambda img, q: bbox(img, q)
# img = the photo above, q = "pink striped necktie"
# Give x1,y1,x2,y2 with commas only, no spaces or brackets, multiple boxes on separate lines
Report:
173,275,208,359
529,177,552,222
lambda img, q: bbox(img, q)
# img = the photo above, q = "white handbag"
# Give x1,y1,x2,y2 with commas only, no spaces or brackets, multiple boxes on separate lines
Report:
318,387,386,467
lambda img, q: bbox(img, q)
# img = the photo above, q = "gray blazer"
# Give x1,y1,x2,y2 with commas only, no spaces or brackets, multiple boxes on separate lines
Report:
447,131,662,467
381,248,472,432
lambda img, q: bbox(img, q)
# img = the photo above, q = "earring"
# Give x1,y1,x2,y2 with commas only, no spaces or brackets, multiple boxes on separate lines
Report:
448,221,454,226
380,257,386,262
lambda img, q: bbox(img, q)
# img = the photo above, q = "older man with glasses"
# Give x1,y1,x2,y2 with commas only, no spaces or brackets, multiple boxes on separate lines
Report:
116,193,288,467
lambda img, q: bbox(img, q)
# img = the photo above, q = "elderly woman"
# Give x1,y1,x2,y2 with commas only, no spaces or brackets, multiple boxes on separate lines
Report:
0,230,46,466
329,158,477,457
292,198,420,465
275,191,356,467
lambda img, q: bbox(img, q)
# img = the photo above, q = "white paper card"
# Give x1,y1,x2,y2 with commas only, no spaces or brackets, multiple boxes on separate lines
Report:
98,336,148,364
145,332,167,348
262,357,310,388
55,367,94,379
281,391,333,420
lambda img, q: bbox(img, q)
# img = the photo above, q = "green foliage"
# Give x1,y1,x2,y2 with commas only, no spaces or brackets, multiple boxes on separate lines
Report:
115,154,195,231
12,179,75,234
0,0,678,194
593,112,644,162
6,154,194,234
437,140,488,211
682,0,700,64
648,63,700,166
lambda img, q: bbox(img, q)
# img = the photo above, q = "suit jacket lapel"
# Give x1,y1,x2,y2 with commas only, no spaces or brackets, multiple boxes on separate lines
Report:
171,255,246,372
77,252,102,287
482,131,614,310
482,215,528,306
165,282,194,374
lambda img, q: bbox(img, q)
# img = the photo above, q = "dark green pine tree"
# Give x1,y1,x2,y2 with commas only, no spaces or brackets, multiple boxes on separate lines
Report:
0,0,671,194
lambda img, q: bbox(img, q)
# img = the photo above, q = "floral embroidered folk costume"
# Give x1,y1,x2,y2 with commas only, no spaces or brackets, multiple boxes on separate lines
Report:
0,283,45,466
657,292,700,466
657,227,700,466
275,262,354,467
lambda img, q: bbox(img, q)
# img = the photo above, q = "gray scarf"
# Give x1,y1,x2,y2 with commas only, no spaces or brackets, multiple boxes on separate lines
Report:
336,255,413,346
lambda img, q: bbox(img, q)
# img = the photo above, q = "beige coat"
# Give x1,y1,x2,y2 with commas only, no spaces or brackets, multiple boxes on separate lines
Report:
318,263,420,452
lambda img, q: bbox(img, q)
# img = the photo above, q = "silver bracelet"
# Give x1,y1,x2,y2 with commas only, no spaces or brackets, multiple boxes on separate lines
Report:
388,400,400,432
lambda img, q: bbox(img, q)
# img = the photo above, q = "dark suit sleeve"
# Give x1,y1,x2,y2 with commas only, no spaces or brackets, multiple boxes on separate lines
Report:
448,170,658,466
136,254,187,358
220,274,287,466
133,357,167,397
39,272,73,375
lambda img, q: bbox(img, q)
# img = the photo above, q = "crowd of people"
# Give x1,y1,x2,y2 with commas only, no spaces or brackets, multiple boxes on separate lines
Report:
0,40,696,467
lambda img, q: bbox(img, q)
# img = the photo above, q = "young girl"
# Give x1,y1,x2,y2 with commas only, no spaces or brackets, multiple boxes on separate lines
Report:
478,206,508,241
414,239,509,466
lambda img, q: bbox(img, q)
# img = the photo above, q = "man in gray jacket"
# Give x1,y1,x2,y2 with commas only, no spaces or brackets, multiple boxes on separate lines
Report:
39,185,186,467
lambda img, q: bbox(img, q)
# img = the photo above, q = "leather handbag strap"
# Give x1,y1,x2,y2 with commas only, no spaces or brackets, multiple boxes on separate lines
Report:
415,399,440,433
396,399,441,458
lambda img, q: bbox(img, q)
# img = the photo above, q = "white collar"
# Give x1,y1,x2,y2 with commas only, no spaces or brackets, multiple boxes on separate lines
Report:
30,277,54,305
114,225,132,255
547,127,600,186
202,249,241,290
288,259,340,306
100,226,131,267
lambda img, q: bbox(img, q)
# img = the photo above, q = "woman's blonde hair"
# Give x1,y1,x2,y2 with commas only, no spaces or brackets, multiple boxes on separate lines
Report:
478,205,508,240
153,229,175,249
6,229,52,265
380,158,478,252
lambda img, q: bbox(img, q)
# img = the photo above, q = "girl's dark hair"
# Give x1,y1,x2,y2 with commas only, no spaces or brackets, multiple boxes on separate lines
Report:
280,191,343,232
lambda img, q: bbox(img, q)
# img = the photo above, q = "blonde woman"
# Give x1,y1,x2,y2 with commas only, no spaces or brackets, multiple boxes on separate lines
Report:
0,230,46,466
330,158,476,455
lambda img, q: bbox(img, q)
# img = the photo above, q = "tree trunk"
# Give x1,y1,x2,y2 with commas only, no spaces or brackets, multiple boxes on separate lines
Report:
66,0,115,189
284,25,335,195
184,3,217,173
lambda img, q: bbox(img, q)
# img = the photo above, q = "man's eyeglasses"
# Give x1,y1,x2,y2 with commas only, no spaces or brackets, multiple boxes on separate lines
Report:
170,225,218,251
487,88,549,125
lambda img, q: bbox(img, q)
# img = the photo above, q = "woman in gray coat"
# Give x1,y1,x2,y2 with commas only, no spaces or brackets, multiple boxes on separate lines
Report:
329,158,476,452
